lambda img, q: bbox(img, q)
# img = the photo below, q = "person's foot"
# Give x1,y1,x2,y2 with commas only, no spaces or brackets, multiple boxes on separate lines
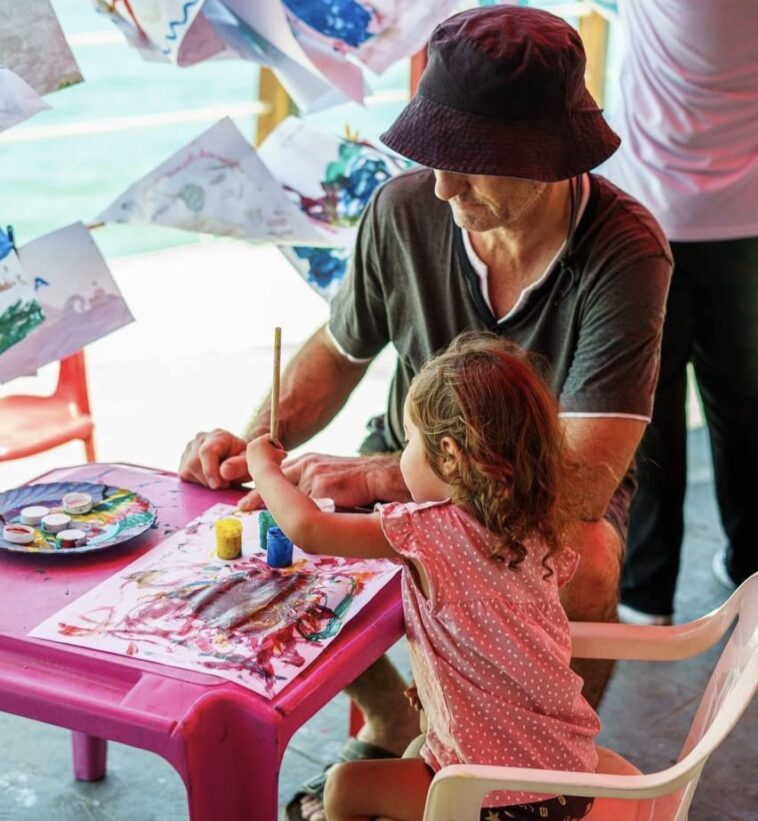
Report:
712,547,736,590
617,602,673,626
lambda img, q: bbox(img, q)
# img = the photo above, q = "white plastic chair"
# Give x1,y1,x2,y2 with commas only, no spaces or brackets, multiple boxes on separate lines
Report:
422,573,758,821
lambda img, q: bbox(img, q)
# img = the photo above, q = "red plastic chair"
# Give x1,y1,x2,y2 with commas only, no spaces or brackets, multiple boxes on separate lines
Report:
0,350,96,462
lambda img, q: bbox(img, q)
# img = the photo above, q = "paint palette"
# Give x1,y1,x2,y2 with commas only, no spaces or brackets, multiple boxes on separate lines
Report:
0,482,156,555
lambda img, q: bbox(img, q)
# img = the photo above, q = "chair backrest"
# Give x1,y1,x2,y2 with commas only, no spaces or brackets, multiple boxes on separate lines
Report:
421,575,758,821
54,351,92,413
665,574,758,819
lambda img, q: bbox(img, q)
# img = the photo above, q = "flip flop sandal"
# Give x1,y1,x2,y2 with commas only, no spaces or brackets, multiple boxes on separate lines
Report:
283,737,398,821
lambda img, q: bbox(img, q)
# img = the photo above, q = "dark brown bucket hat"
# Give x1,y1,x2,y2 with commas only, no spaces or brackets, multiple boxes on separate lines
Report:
380,5,620,182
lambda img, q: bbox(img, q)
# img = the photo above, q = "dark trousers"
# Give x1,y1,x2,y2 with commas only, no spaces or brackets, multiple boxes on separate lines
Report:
622,236,758,616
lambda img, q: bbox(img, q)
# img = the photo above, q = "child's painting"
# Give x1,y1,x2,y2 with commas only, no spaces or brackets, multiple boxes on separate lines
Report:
0,68,50,133
93,0,232,67
259,116,410,297
0,222,133,384
95,0,360,111
0,0,82,95
283,0,458,74
95,117,327,246
279,245,350,301
30,503,400,698
222,0,365,105
0,227,44,356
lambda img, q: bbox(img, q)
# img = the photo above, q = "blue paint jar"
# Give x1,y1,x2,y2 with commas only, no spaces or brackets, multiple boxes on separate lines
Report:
266,527,293,568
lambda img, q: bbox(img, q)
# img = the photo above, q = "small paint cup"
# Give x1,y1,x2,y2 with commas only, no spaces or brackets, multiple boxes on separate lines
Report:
215,517,242,560
56,528,88,548
3,524,36,545
62,492,93,515
19,505,50,526
258,510,277,550
266,527,293,568
41,513,71,534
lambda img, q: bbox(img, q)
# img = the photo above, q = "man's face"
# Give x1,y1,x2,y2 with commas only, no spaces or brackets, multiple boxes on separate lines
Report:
433,170,549,232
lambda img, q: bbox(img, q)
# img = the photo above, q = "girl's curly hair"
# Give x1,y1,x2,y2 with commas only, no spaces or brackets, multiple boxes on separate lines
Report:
407,331,577,572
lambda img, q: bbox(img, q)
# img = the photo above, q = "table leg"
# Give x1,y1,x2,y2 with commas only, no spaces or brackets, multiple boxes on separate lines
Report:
71,731,108,781
177,696,283,821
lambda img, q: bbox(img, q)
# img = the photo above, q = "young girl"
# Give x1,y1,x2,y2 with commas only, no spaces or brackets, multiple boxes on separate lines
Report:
247,331,600,821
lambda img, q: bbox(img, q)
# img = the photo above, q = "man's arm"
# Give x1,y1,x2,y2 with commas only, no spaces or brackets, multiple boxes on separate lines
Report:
179,325,369,491
561,415,646,520
242,325,370,447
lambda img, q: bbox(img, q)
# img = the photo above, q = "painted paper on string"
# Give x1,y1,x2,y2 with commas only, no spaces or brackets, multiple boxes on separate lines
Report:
0,223,133,384
259,116,410,297
30,504,400,698
93,0,230,66
0,227,44,356
96,118,326,246
0,68,50,134
283,0,458,74
0,0,82,95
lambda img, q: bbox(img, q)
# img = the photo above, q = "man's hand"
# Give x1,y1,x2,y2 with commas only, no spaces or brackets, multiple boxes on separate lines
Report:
179,429,249,490
237,452,409,511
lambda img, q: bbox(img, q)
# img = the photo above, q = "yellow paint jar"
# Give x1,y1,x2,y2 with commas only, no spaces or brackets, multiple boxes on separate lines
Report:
215,517,243,560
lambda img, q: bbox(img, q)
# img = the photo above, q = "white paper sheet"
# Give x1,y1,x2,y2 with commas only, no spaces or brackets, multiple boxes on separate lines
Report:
30,503,400,699
96,117,327,245
220,0,366,104
260,115,409,247
284,0,458,75
0,228,44,355
0,67,49,133
258,116,409,297
0,0,82,94
0,223,133,384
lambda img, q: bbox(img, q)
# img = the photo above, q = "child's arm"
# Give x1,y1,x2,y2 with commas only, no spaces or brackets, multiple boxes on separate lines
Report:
246,435,395,561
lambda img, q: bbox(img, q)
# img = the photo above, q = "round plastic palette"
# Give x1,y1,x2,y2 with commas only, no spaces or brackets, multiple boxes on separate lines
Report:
0,481,156,555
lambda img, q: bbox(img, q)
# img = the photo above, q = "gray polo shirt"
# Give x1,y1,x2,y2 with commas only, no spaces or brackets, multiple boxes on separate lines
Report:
329,168,672,451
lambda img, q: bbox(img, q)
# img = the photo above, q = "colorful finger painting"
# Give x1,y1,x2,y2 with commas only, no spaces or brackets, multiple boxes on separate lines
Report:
0,226,45,355
284,0,459,74
259,116,410,298
0,222,133,384
30,503,399,697
0,482,156,555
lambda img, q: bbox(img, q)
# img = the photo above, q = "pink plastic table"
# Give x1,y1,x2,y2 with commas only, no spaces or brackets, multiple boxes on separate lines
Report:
0,463,403,820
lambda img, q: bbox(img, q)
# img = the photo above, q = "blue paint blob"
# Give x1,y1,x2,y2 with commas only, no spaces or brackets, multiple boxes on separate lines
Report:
283,0,374,48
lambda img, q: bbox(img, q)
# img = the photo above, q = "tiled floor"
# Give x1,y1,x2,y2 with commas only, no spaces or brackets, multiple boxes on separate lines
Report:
0,241,754,819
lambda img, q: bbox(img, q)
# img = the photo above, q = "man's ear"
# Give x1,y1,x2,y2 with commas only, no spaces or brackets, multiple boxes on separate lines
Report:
440,436,462,475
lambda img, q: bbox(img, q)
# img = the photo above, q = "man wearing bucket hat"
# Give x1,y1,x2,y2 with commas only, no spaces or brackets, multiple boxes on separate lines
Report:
180,7,672,818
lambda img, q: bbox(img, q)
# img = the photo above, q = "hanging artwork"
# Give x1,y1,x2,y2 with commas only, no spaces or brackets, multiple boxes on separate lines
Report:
93,0,232,66
0,0,82,95
30,503,400,698
279,245,350,301
0,223,133,384
94,1,457,112
282,0,458,74
95,117,327,246
0,227,44,356
259,116,410,298
0,68,50,134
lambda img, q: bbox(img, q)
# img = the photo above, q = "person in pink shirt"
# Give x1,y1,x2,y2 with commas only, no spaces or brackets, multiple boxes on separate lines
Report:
248,331,600,821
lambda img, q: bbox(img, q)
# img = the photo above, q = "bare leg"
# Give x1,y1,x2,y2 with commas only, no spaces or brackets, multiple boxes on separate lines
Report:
561,519,623,708
324,758,433,821
301,656,420,821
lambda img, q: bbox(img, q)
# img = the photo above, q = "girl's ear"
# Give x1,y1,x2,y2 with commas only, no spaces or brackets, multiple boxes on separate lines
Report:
439,436,462,475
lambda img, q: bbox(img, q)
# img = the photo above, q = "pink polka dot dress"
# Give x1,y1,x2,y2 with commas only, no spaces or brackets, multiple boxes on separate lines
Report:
379,500,600,807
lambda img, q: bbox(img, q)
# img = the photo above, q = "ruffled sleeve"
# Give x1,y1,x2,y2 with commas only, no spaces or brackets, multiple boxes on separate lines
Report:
552,547,580,588
376,501,421,559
